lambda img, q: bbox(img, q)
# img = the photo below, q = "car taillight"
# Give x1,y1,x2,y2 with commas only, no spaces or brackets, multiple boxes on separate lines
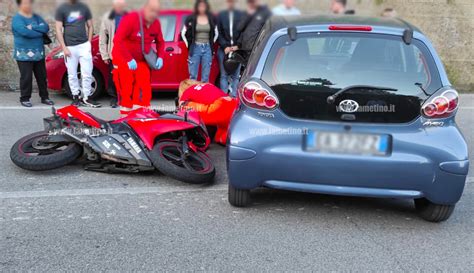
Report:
240,82,279,110
422,90,459,118
329,25,373,32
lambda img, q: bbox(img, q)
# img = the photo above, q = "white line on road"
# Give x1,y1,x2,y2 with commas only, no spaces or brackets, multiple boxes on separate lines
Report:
0,185,227,199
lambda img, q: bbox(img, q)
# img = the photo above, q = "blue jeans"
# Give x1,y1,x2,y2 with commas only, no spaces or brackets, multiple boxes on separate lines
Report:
188,43,212,83
217,48,241,97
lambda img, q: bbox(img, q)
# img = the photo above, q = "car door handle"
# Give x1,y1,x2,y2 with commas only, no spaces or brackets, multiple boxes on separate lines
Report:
165,47,174,52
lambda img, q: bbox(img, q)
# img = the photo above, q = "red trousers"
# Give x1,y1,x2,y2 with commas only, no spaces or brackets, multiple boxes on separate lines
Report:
113,61,151,113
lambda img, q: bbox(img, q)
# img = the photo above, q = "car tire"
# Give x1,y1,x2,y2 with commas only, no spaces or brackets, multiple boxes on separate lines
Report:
63,69,105,100
228,183,251,207
414,198,455,223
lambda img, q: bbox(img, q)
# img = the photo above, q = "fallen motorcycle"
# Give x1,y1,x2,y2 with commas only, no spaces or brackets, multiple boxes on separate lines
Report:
10,106,215,184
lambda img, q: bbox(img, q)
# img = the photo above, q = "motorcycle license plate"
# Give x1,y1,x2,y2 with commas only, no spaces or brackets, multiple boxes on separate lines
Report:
305,131,389,156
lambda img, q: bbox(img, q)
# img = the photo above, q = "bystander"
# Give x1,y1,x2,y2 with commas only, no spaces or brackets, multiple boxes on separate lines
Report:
55,0,101,107
217,0,244,96
272,0,301,16
99,0,127,108
12,0,54,107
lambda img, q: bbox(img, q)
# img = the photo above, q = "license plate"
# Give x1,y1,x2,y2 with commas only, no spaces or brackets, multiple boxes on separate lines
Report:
305,131,390,156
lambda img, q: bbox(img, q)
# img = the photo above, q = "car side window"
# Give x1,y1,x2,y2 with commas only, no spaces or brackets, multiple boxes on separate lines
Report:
160,15,177,42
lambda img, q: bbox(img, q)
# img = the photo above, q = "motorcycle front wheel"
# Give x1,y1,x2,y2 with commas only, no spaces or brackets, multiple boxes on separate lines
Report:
10,131,82,171
151,141,215,184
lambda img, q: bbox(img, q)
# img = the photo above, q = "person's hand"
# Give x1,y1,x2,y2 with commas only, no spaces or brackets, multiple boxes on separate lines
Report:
63,47,72,58
128,59,138,71
224,47,232,54
231,46,239,52
103,59,110,65
155,57,163,70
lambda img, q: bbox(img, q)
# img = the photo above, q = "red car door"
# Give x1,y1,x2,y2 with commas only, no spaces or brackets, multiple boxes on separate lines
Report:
151,12,190,90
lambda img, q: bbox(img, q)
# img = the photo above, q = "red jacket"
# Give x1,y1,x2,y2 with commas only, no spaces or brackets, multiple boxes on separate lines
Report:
112,10,165,65
180,84,226,105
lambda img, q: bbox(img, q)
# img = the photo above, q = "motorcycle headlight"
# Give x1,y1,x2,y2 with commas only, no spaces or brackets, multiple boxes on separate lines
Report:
52,51,65,60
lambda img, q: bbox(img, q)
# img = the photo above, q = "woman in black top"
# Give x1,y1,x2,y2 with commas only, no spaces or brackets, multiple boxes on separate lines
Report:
181,0,218,83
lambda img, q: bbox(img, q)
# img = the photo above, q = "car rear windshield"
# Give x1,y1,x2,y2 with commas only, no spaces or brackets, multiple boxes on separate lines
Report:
261,32,442,123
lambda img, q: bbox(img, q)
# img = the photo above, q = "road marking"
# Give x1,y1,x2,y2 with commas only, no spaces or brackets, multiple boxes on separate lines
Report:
0,185,227,199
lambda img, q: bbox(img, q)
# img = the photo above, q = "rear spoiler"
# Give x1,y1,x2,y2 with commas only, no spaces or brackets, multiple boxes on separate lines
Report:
287,21,414,45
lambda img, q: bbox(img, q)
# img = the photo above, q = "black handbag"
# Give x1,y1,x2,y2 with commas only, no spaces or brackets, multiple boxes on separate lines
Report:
43,34,52,45
138,13,159,70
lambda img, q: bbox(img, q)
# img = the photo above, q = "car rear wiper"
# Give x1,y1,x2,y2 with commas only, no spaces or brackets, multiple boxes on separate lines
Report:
415,82,430,96
327,85,398,105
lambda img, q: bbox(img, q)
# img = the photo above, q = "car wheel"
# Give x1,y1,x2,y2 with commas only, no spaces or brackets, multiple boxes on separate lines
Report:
228,183,251,207
414,198,455,223
63,69,105,99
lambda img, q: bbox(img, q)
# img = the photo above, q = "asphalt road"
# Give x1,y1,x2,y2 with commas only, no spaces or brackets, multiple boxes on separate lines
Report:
1,92,473,271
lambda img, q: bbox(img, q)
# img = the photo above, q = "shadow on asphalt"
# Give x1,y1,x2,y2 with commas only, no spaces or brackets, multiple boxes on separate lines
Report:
249,188,419,220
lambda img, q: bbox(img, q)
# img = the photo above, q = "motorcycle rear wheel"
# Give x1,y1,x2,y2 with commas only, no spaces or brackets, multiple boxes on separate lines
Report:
151,141,215,184
10,131,82,171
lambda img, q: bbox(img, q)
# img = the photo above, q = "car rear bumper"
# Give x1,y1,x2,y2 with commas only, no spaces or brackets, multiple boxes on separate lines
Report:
227,113,469,205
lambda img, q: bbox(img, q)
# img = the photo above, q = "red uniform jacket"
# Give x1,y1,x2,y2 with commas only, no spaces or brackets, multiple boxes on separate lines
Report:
112,10,165,65
179,84,238,145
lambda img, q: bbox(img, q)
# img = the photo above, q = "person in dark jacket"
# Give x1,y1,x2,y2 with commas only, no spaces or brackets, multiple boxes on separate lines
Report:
99,0,128,108
181,0,219,83
236,0,271,63
217,0,244,96
12,0,54,107
330,0,355,15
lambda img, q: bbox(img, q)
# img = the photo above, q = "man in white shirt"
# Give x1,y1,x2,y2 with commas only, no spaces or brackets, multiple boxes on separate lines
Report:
272,0,301,16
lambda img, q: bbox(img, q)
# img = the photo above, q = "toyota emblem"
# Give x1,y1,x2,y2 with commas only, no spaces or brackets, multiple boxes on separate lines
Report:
339,100,360,113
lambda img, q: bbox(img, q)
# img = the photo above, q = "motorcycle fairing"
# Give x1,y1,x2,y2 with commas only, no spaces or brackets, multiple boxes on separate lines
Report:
88,133,152,166
127,119,198,150
56,106,102,128
118,108,209,150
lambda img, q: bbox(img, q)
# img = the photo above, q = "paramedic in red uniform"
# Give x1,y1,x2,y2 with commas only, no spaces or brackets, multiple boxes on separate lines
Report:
112,0,164,115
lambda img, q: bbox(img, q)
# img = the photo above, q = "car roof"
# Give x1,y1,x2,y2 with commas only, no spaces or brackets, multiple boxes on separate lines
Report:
268,15,421,34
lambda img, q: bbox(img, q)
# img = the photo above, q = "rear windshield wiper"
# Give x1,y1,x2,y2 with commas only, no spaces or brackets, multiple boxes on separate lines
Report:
327,85,398,105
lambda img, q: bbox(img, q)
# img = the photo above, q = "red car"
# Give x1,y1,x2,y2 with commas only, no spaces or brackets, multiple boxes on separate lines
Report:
46,10,220,99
